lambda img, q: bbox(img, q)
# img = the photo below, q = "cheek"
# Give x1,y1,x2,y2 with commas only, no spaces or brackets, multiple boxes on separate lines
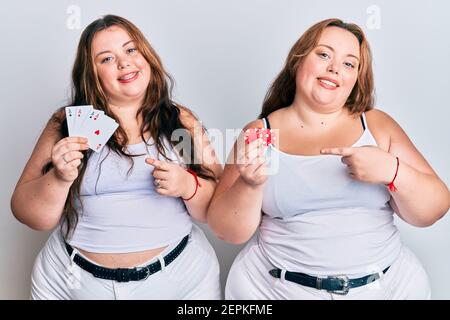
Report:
140,60,151,76
97,67,116,87
342,72,358,94
305,60,323,75
138,60,151,84
143,63,151,79
134,55,149,70
297,58,323,85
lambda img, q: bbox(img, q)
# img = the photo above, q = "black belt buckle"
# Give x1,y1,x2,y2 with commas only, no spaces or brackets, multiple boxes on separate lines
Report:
326,275,350,295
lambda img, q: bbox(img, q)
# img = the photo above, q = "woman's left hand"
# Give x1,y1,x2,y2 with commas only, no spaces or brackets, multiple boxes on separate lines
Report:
145,157,196,198
320,145,397,185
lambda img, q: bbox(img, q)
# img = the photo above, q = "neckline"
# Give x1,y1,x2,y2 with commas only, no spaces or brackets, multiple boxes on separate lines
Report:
269,129,368,158
126,137,154,148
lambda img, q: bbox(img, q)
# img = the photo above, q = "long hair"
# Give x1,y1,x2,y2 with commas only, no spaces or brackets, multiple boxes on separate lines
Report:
44,15,215,238
260,18,374,118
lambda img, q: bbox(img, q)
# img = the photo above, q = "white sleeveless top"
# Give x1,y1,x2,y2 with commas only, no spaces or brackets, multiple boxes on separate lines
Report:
259,113,401,276
66,138,192,253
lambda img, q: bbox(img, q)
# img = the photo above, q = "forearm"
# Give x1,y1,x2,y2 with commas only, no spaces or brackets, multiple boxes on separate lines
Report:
207,177,263,244
11,169,72,230
183,177,216,223
390,160,450,226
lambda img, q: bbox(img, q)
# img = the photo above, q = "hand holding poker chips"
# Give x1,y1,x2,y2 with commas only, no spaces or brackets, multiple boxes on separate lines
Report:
244,128,275,146
65,105,119,153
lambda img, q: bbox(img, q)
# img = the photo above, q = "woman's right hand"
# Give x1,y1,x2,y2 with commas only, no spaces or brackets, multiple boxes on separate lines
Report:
51,137,89,183
236,136,268,187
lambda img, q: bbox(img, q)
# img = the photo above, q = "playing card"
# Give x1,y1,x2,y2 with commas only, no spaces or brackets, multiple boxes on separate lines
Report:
244,128,275,146
65,106,77,136
81,109,105,130
73,105,94,136
78,112,118,153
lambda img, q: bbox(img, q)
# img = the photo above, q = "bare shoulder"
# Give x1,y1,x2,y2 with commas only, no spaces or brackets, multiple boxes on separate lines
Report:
366,108,435,174
365,108,395,123
364,108,402,152
43,108,65,144
243,107,288,131
264,107,287,129
37,108,65,149
15,109,64,186
177,105,198,129
243,119,265,131
178,104,195,117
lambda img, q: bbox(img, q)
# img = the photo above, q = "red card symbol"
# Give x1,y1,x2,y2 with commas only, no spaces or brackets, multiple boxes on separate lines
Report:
94,130,100,136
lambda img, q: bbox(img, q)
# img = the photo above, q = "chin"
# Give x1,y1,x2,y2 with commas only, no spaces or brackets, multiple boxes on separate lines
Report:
123,86,147,97
313,98,336,106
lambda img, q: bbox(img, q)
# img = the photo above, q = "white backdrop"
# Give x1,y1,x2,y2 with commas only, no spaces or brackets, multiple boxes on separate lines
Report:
1,0,449,299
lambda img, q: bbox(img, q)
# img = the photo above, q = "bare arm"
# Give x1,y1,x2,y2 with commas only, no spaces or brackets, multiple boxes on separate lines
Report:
207,120,266,244
10,113,89,231
179,107,223,223
370,110,450,226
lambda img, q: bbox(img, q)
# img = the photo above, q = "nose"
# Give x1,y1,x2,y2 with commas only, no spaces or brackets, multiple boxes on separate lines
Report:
327,62,339,75
117,57,130,70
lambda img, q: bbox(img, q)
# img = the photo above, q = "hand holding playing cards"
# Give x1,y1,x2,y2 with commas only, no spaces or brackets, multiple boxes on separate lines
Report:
65,105,118,153
51,137,89,183
145,158,196,198
237,133,268,187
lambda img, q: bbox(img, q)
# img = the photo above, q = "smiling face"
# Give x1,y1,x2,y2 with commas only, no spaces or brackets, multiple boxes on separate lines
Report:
295,26,360,112
92,25,151,106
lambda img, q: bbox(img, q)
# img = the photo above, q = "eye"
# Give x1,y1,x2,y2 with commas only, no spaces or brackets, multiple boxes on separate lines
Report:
344,61,355,69
318,52,330,59
127,48,137,54
101,56,113,64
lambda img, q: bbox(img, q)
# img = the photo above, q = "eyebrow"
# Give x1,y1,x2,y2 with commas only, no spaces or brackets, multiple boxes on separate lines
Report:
316,44,360,61
95,40,135,58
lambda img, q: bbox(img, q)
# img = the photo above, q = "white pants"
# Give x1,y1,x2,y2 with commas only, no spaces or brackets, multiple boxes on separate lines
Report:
31,224,221,300
225,237,431,300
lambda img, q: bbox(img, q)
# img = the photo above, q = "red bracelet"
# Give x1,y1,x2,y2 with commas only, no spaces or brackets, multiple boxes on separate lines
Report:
386,157,399,192
182,168,199,201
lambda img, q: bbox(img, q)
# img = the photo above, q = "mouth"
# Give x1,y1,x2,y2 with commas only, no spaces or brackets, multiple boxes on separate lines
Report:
118,71,139,83
317,77,339,90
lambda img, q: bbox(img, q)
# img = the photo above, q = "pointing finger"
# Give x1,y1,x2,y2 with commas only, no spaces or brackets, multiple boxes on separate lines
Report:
320,147,354,157
145,157,169,171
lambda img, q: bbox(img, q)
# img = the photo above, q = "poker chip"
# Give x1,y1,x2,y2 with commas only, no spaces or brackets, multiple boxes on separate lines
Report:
244,128,275,146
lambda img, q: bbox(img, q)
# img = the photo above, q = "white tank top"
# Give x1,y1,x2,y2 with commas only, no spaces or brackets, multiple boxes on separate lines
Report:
66,137,192,253
259,113,401,276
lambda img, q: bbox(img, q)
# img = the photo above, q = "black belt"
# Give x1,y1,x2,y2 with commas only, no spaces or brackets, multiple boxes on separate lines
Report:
269,266,390,295
65,235,189,283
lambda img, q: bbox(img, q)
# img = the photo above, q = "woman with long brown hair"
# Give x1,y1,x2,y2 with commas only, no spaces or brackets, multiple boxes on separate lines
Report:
11,15,222,299
207,18,449,299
